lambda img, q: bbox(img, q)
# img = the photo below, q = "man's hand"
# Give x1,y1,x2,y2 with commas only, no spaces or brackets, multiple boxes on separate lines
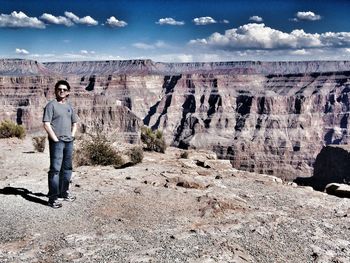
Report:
43,122,59,142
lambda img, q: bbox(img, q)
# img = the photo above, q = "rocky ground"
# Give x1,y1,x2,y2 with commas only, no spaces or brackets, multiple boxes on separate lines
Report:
0,137,349,263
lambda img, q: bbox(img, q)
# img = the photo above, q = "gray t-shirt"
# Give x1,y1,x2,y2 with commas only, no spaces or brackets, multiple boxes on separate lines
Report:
43,99,78,142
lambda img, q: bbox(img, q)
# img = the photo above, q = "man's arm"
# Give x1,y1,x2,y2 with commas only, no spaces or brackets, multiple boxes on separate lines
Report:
71,122,77,138
43,122,59,142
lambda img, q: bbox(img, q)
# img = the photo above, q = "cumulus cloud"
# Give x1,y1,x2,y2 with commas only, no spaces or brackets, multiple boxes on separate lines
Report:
40,13,74,27
106,16,127,27
0,11,45,28
249,16,263,22
156,18,185,26
222,19,230,24
64,11,98,26
15,48,29,55
296,11,321,21
189,23,350,50
193,16,217,25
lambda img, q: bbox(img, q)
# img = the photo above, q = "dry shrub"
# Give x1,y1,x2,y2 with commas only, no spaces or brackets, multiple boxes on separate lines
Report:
0,120,26,139
32,136,46,152
141,126,166,153
74,133,124,167
180,151,189,159
127,146,144,164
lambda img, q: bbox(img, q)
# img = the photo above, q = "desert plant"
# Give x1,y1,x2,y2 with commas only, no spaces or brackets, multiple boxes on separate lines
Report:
127,146,144,164
32,136,46,152
0,120,26,139
74,133,124,167
141,126,167,153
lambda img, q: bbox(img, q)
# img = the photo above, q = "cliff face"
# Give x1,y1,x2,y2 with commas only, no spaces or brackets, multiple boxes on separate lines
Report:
1,59,350,178
139,72,350,179
0,73,141,143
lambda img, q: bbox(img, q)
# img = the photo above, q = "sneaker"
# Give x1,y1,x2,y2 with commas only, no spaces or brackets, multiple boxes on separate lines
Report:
58,194,76,202
48,200,63,209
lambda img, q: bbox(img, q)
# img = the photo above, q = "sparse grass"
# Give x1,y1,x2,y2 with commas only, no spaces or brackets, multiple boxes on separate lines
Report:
74,133,124,167
32,136,46,152
0,120,26,139
141,126,166,153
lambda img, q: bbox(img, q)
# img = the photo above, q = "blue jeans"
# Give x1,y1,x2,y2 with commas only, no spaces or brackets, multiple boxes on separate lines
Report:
48,140,74,202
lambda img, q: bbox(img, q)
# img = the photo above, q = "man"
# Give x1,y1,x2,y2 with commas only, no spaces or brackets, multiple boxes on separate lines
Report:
43,80,78,208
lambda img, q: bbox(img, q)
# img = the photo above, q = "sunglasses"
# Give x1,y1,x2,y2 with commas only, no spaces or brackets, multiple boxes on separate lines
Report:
56,88,69,92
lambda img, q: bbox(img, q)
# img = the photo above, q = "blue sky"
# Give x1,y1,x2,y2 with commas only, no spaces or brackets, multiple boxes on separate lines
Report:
0,0,350,62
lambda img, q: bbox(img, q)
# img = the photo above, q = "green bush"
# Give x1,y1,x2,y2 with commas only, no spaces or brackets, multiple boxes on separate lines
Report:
74,133,124,167
127,146,144,164
32,136,46,152
141,126,166,153
0,120,26,139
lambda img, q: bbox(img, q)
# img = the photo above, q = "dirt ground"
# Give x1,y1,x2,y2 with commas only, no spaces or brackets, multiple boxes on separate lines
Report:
0,137,349,263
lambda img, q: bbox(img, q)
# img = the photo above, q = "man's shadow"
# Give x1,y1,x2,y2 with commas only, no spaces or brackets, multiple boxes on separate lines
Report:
0,187,48,206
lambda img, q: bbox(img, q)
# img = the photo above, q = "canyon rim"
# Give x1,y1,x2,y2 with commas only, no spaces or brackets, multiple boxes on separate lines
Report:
1,58,350,181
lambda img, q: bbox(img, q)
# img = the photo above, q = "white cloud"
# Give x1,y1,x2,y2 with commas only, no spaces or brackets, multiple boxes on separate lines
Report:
15,48,29,55
133,41,168,50
193,16,217,25
133,43,155,50
189,23,350,50
80,50,96,55
64,11,98,26
290,49,310,55
0,11,45,28
152,53,194,62
40,13,73,26
106,16,127,27
156,18,184,26
296,11,321,21
27,52,125,62
30,53,55,59
222,19,230,24
249,16,263,22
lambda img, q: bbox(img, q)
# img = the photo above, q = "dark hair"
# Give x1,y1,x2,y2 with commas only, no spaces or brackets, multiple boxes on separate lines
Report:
55,80,71,90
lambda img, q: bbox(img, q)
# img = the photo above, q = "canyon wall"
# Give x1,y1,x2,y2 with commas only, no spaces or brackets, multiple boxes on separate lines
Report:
1,59,350,179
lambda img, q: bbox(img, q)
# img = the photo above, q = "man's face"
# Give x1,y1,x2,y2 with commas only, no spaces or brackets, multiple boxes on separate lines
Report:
55,84,70,100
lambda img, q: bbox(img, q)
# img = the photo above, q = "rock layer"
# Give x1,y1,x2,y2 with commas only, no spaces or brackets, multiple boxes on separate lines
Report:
1,59,350,178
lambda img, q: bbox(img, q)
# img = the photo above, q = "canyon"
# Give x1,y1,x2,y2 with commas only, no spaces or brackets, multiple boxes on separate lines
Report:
1,59,350,180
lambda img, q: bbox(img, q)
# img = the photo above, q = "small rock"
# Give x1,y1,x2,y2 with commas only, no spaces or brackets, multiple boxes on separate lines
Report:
134,187,141,194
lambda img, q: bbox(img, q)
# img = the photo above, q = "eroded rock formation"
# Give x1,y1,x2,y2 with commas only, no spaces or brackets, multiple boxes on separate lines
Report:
1,59,350,179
